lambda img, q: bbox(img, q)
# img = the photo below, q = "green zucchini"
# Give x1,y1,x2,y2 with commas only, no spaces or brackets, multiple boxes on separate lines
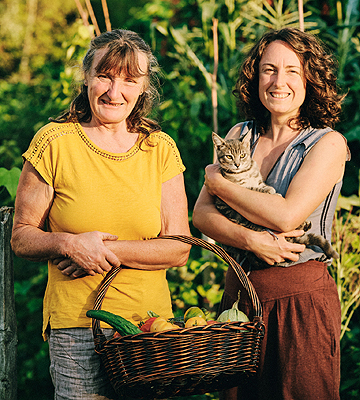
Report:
86,309,142,336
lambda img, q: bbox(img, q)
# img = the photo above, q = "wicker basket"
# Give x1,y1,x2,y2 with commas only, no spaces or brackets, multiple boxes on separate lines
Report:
90,235,265,399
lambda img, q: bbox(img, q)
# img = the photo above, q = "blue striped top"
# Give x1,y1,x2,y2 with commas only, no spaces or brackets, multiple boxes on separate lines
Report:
239,121,349,266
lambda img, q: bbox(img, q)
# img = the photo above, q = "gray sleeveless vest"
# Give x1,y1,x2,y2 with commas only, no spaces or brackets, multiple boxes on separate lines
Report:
239,121,342,266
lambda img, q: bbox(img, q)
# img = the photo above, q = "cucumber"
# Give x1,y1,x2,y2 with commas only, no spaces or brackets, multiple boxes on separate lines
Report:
86,309,142,336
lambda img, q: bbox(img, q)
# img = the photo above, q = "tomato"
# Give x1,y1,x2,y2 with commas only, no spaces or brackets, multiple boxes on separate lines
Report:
185,316,207,328
150,317,180,332
206,320,217,325
184,306,207,322
139,317,157,332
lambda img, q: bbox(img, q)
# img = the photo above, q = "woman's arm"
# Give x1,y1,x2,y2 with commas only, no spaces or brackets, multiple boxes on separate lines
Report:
193,186,306,265
102,172,191,270
203,131,347,232
11,161,120,276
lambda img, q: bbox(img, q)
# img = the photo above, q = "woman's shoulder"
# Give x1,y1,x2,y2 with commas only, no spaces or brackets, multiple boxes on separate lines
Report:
316,130,351,161
224,121,253,140
24,120,79,163
147,129,180,149
32,120,78,143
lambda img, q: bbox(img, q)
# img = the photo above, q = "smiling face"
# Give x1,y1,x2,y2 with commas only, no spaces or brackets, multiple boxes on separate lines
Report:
85,48,148,129
258,40,306,124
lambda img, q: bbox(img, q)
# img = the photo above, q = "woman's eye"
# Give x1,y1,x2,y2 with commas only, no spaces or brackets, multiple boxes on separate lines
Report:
98,74,110,81
125,78,137,85
263,68,274,74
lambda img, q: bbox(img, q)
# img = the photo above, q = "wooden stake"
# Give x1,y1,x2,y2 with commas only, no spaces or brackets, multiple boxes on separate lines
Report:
0,207,16,400
74,0,90,27
212,18,219,140
101,0,111,32
298,0,304,31
85,0,101,36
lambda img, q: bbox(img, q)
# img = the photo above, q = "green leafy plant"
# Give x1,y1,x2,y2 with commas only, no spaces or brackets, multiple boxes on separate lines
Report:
167,250,228,319
330,207,360,340
0,167,21,205
340,324,360,399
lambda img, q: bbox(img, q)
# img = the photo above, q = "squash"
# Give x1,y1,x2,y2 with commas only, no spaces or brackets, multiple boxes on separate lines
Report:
217,291,249,322
185,316,207,328
183,306,206,322
150,317,181,332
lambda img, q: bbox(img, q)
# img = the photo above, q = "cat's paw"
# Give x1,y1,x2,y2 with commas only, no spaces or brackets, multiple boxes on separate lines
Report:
298,221,312,231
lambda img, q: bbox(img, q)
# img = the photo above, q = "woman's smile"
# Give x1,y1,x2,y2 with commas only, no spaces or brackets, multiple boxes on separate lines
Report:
270,92,290,99
101,98,125,107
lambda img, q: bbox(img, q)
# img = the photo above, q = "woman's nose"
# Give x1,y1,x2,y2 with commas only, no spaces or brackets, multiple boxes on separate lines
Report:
273,70,286,87
107,79,124,99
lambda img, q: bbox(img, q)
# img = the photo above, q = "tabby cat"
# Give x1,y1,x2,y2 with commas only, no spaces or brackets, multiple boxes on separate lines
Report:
212,131,339,268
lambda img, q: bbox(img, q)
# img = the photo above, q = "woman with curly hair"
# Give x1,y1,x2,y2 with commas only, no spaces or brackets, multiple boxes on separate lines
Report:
193,28,349,399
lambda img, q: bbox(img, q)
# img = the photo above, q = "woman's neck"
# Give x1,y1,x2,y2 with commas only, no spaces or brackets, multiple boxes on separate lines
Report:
80,121,140,153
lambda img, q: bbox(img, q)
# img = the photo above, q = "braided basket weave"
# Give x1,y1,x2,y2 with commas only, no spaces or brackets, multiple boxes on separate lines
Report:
90,235,265,399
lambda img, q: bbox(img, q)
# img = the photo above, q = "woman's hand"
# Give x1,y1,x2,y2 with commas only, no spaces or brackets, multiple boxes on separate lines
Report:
52,258,88,278
204,163,224,196
249,229,306,265
53,231,120,277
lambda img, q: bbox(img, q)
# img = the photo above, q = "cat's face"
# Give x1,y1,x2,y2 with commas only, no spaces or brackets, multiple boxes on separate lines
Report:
212,132,252,173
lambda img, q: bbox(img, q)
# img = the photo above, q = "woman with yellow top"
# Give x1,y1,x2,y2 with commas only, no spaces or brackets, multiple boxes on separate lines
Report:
11,29,191,399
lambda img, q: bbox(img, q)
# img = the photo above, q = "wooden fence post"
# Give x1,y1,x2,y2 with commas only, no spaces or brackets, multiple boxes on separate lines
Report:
0,206,17,400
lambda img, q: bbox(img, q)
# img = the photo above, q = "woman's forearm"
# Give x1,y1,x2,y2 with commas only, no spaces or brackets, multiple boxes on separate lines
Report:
193,187,306,265
209,178,293,231
104,238,191,270
193,187,256,251
11,225,71,262
12,224,121,275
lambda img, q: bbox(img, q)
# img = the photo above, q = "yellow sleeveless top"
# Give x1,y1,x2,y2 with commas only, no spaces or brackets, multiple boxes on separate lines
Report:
23,120,185,339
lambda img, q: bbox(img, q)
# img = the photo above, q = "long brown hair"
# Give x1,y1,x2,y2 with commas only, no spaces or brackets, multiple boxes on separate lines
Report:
233,28,345,134
53,29,161,135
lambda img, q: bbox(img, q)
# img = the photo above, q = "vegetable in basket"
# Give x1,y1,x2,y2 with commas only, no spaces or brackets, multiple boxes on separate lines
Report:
185,316,207,328
183,306,207,322
139,310,180,332
86,309,142,336
216,291,249,322
150,317,181,332
138,317,158,332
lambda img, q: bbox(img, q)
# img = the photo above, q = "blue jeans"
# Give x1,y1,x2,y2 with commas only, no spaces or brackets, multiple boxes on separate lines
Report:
48,328,118,400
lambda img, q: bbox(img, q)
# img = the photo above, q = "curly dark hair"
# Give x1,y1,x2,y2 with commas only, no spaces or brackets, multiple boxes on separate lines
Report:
54,29,161,135
233,28,345,134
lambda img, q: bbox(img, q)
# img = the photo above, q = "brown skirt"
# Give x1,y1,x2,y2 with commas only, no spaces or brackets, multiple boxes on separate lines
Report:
219,260,341,400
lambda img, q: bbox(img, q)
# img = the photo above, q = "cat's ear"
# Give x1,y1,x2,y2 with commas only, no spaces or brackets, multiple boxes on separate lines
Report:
212,132,225,147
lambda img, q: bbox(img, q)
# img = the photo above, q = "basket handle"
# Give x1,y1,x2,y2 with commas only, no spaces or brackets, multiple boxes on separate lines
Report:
159,235,263,319
91,235,263,340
